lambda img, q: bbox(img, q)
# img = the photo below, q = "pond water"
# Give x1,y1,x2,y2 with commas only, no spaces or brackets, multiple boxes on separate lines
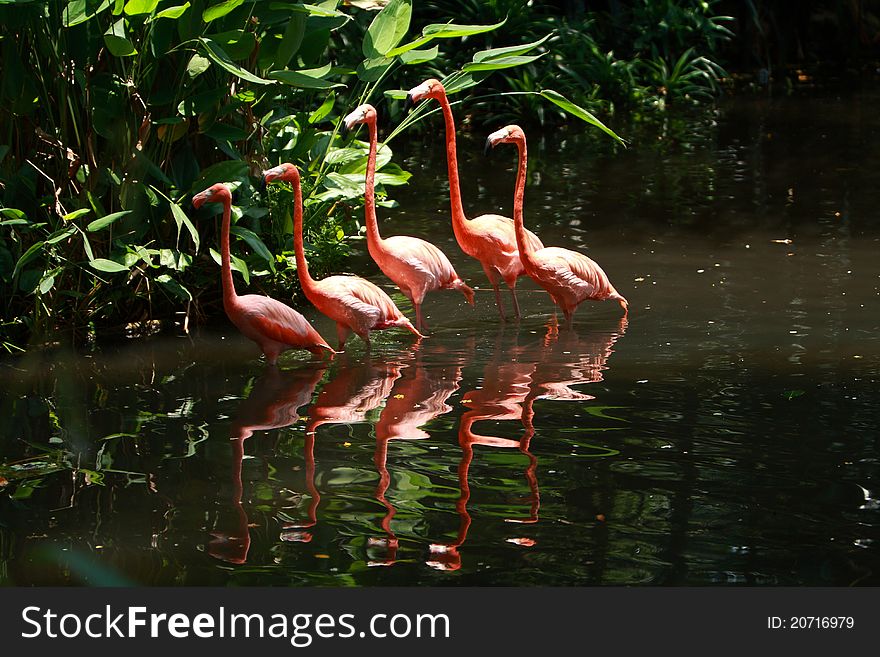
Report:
2,88,879,586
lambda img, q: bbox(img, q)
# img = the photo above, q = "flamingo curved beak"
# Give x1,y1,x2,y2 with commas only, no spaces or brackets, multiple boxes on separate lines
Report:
404,82,430,113
262,166,284,186
483,137,495,156
192,190,210,209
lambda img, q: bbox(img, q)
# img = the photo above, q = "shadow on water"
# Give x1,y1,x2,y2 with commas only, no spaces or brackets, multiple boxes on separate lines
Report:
2,88,880,586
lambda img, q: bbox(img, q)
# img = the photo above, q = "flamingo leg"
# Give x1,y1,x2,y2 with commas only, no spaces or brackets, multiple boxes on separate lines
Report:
336,323,351,351
482,264,505,320
509,284,521,319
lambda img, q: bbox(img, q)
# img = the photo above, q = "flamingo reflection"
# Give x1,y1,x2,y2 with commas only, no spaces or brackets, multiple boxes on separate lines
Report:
428,319,628,571
280,355,402,544
209,366,326,564
428,335,538,571
368,346,464,566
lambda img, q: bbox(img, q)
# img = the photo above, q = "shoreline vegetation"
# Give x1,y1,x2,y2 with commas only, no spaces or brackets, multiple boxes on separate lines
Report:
2,0,879,354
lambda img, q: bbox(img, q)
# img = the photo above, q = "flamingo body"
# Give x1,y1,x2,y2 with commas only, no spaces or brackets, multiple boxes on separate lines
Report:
262,164,423,349
406,79,543,319
485,125,628,324
191,184,334,364
343,104,473,331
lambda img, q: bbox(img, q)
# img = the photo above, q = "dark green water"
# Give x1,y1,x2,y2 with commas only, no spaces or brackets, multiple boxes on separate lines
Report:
2,90,878,585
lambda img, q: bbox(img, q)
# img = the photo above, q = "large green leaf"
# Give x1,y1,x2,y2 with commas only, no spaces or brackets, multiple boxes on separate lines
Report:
151,2,189,20
63,0,112,27
202,0,242,22
539,90,624,144
89,258,130,273
12,242,45,280
123,0,157,15
386,18,506,57
170,201,200,252
471,34,551,63
399,45,438,65
200,38,274,85
86,210,132,232
275,12,306,69
230,226,275,271
463,53,544,72
104,18,138,57
308,91,335,124
363,0,411,58
156,274,192,301
209,248,249,284
269,64,343,89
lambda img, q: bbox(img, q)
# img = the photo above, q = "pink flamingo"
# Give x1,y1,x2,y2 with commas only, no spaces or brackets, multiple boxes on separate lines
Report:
485,125,628,325
405,79,544,320
262,164,423,349
342,104,474,332
191,183,334,364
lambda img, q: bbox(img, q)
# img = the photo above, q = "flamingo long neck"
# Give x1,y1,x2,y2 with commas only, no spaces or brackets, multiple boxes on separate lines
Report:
220,196,238,309
512,138,536,261
291,174,318,295
364,119,385,258
438,93,468,239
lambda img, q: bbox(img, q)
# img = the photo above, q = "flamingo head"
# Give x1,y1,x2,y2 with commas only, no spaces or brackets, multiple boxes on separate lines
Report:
404,78,444,112
192,183,231,209
341,104,377,137
262,162,299,188
484,124,526,155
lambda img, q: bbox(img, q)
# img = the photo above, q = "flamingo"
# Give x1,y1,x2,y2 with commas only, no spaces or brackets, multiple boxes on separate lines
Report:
342,103,474,332
191,183,335,365
262,164,424,350
485,125,628,325
405,78,544,320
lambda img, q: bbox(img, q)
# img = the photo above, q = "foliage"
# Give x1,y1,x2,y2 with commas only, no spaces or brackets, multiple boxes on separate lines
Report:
0,0,619,351
413,0,733,122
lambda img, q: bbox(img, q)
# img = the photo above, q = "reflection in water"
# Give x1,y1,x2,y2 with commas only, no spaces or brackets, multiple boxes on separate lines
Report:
288,355,402,544
369,346,465,566
209,366,326,564
429,320,627,571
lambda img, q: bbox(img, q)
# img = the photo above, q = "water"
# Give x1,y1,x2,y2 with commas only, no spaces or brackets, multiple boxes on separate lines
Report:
2,89,879,586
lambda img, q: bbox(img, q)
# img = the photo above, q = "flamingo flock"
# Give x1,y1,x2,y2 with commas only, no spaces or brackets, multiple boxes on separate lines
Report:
191,78,627,363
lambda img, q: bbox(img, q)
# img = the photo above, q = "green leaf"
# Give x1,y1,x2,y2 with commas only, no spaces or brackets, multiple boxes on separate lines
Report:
230,226,275,272
63,208,92,222
86,210,132,232
210,248,249,284
12,241,44,279
156,274,192,301
200,38,274,85
192,159,249,191
442,70,490,95
123,0,158,15
38,272,56,295
46,226,77,244
151,2,189,20
308,91,335,124
539,90,624,144
89,258,130,273
170,201,200,252
186,53,211,78
269,64,343,89
399,45,438,65
104,18,138,57
63,0,112,27
387,18,506,56
463,53,544,72
363,0,411,58
275,12,306,69
472,33,551,63
356,56,392,83
202,0,243,22
0,208,26,222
